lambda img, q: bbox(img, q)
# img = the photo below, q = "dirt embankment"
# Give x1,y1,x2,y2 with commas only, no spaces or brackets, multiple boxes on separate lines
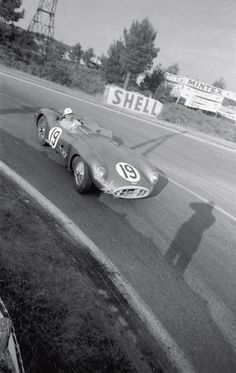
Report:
0,173,167,373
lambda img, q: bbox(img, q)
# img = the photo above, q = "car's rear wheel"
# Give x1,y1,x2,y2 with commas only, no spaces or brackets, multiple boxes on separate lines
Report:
37,116,49,146
72,156,92,193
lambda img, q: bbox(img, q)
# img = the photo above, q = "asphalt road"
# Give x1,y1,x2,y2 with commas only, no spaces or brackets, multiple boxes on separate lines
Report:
1,68,236,372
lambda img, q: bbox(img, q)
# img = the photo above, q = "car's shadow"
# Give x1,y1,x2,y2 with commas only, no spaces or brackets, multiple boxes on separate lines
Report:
88,183,103,197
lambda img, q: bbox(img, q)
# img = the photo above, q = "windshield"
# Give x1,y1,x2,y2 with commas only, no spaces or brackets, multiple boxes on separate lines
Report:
83,121,113,139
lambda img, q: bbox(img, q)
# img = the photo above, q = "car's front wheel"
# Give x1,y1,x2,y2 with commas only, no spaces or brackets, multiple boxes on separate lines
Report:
37,115,49,146
72,156,92,193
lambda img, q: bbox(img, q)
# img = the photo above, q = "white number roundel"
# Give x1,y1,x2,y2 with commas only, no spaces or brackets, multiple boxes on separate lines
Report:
116,162,140,182
48,127,62,148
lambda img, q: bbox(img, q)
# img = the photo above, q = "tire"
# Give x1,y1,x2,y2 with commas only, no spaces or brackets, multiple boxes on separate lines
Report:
72,156,92,193
37,115,49,146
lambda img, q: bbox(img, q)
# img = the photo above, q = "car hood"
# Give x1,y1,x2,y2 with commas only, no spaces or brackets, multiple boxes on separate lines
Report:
83,135,139,164
79,135,156,187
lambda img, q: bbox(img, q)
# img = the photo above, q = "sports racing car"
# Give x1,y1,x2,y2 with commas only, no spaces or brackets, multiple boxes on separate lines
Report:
34,108,159,199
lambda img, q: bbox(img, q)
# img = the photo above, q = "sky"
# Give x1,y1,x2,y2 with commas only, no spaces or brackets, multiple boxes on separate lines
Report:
18,0,236,92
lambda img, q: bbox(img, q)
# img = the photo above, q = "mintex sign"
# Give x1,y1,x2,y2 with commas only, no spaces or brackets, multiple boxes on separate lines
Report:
166,73,224,96
104,85,163,117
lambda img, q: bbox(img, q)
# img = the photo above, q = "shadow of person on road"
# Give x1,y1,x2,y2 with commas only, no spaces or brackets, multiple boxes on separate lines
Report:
164,201,216,273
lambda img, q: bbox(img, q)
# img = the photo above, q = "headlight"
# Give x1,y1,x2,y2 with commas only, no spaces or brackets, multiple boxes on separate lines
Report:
150,171,158,184
92,165,106,180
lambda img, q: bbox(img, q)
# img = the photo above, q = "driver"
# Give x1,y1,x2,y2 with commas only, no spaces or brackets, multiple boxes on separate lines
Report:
60,108,83,132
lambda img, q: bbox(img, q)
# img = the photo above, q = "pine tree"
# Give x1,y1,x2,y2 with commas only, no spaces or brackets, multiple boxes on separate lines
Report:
165,63,179,76
83,47,95,66
70,43,83,64
123,18,159,78
212,77,226,90
140,65,165,94
101,40,126,84
102,18,159,87
0,0,24,23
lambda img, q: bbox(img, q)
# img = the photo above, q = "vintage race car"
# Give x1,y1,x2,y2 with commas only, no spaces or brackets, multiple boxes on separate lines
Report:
34,108,159,199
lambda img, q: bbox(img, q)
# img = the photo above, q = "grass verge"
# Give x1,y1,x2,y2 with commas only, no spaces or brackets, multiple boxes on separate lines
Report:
158,103,236,142
0,174,166,373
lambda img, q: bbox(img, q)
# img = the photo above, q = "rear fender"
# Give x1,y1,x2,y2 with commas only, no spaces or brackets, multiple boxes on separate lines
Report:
68,150,98,174
34,108,60,126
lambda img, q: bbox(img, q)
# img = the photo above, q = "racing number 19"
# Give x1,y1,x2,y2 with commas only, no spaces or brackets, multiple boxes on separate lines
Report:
116,162,140,182
48,127,62,149
119,164,136,179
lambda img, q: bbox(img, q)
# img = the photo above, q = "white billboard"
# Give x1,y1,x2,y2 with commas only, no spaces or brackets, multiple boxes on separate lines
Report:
179,85,224,103
185,98,221,113
166,74,236,120
217,106,236,121
185,78,224,96
104,85,163,117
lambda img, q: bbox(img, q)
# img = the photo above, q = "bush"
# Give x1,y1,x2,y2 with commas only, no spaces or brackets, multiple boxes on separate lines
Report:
43,60,72,86
154,83,175,104
71,65,106,94
0,40,106,95
158,103,236,141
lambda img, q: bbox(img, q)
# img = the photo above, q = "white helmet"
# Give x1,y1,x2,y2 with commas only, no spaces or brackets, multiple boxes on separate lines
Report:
63,107,73,116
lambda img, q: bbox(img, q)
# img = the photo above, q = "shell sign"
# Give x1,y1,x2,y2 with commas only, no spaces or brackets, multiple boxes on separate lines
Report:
104,85,163,117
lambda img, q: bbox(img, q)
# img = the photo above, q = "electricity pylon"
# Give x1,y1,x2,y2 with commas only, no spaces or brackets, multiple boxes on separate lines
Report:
28,0,58,54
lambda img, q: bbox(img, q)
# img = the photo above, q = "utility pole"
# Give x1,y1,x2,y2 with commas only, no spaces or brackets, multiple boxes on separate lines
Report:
28,0,58,55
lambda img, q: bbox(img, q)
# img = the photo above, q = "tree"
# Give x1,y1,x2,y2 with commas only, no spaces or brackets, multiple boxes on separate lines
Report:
102,17,159,88
83,47,95,66
165,63,179,75
70,42,83,64
101,40,126,84
123,18,159,87
19,29,37,50
154,82,174,103
0,0,24,23
212,77,226,90
140,64,164,94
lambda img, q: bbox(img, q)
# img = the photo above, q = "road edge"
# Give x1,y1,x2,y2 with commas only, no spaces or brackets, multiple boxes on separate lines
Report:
0,161,195,373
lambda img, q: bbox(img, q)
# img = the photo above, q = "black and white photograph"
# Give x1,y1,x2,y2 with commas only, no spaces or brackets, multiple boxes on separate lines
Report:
0,1,236,372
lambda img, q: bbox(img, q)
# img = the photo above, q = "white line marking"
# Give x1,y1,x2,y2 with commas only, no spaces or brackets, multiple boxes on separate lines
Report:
169,176,236,223
0,160,195,373
1,70,236,153
1,70,236,222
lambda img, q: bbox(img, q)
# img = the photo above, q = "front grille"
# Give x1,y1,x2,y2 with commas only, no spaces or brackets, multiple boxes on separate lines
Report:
112,186,150,199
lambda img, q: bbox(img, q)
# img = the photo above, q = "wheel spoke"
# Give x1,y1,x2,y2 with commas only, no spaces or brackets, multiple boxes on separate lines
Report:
38,121,46,140
73,157,92,193
74,162,85,185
